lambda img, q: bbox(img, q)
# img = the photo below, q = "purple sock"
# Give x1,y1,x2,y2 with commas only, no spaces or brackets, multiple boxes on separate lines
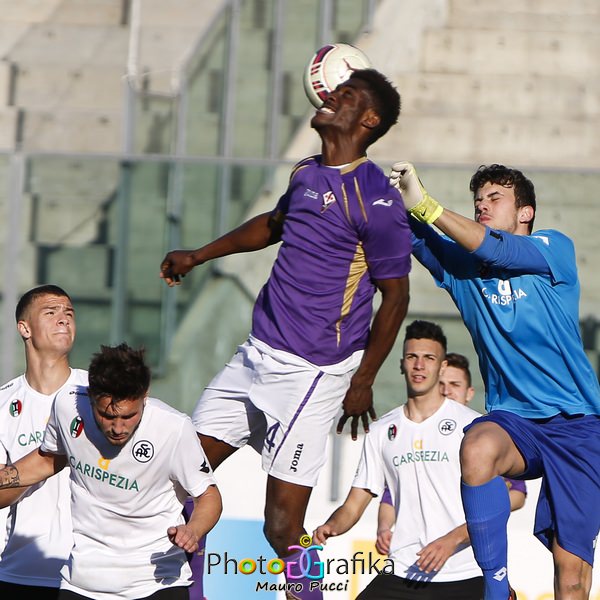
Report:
283,547,324,599
183,497,206,600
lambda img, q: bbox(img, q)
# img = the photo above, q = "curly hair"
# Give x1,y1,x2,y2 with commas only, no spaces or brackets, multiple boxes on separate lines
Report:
349,69,401,143
470,164,536,231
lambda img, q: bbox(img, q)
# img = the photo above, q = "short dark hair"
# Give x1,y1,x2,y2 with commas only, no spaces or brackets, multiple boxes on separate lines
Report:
349,69,401,143
403,320,447,353
445,352,472,387
88,343,151,404
15,284,71,322
469,164,536,232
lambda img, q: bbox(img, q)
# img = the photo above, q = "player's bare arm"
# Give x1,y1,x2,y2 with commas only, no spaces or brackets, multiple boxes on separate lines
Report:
416,523,470,573
0,448,66,508
167,484,222,553
160,211,283,286
375,501,395,555
0,465,19,488
337,276,409,440
313,487,373,545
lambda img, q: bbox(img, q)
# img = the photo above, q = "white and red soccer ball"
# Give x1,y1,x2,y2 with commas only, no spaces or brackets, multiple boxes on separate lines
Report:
303,43,373,108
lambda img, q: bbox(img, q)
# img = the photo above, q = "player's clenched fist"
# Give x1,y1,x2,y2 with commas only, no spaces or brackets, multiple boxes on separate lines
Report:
389,161,444,224
167,524,200,553
312,524,337,545
159,250,198,286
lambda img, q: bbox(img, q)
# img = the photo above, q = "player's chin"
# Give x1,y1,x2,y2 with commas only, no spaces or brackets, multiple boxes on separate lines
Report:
310,112,331,129
106,434,130,446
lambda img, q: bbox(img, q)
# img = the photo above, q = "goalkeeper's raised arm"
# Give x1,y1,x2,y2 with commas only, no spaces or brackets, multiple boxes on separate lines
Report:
390,161,487,251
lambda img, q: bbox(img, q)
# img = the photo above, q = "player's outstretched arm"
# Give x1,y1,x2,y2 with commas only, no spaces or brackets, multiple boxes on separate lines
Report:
0,448,66,508
390,161,486,252
416,523,469,573
375,500,395,555
337,276,409,440
168,484,222,553
313,487,373,545
160,211,283,286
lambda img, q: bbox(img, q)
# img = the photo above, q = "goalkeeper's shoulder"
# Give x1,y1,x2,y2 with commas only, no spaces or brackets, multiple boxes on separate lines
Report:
529,228,575,255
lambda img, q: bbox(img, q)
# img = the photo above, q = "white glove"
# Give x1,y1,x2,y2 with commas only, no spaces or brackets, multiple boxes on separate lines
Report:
389,161,444,224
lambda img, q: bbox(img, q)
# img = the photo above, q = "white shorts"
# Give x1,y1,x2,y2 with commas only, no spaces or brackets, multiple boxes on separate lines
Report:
191,337,358,487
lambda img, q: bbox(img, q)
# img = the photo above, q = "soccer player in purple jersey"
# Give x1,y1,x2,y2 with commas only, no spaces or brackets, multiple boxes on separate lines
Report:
160,69,412,599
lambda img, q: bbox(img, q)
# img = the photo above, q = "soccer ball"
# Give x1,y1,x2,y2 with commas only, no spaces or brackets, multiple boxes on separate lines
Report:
303,43,373,108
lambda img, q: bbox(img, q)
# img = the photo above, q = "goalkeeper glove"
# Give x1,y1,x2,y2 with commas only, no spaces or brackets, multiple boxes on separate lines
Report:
389,161,444,224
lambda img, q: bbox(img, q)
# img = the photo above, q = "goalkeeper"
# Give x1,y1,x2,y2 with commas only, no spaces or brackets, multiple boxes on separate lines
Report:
390,162,600,600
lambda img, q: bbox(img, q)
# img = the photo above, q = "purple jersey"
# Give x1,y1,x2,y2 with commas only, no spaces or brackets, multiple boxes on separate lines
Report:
504,477,527,495
252,156,412,366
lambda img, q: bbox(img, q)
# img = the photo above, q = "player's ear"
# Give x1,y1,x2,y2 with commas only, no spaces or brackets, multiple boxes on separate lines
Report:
519,205,534,225
17,320,31,340
466,386,475,404
362,108,380,130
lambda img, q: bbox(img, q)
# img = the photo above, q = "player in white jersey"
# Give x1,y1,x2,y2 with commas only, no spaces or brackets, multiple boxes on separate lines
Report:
375,351,527,558
314,320,483,599
0,284,85,600
0,343,222,600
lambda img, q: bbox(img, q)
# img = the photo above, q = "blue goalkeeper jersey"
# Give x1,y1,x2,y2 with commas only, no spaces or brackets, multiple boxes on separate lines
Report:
412,222,600,418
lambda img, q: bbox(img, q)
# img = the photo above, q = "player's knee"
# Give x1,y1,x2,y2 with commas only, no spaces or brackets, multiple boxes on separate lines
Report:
263,518,299,556
555,574,586,597
554,556,590,597
460,428,503,484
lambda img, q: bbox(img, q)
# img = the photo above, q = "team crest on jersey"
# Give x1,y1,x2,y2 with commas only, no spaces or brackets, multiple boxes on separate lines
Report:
70,416,84,438
387,424,397,441
321,190,336,212
9,399,22,417
132,440,154,463
438,419,457,435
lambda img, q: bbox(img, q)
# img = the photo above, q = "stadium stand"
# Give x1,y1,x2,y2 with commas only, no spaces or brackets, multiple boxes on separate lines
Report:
0,0,598,415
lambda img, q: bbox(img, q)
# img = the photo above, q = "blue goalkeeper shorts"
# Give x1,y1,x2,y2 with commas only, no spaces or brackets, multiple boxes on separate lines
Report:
464,410,600,565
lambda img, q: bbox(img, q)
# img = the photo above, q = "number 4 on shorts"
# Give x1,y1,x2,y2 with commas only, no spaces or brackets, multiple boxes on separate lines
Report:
264,423,280,452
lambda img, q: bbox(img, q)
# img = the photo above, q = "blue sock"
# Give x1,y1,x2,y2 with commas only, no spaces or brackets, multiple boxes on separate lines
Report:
461,477,511,600
284,547,323,599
